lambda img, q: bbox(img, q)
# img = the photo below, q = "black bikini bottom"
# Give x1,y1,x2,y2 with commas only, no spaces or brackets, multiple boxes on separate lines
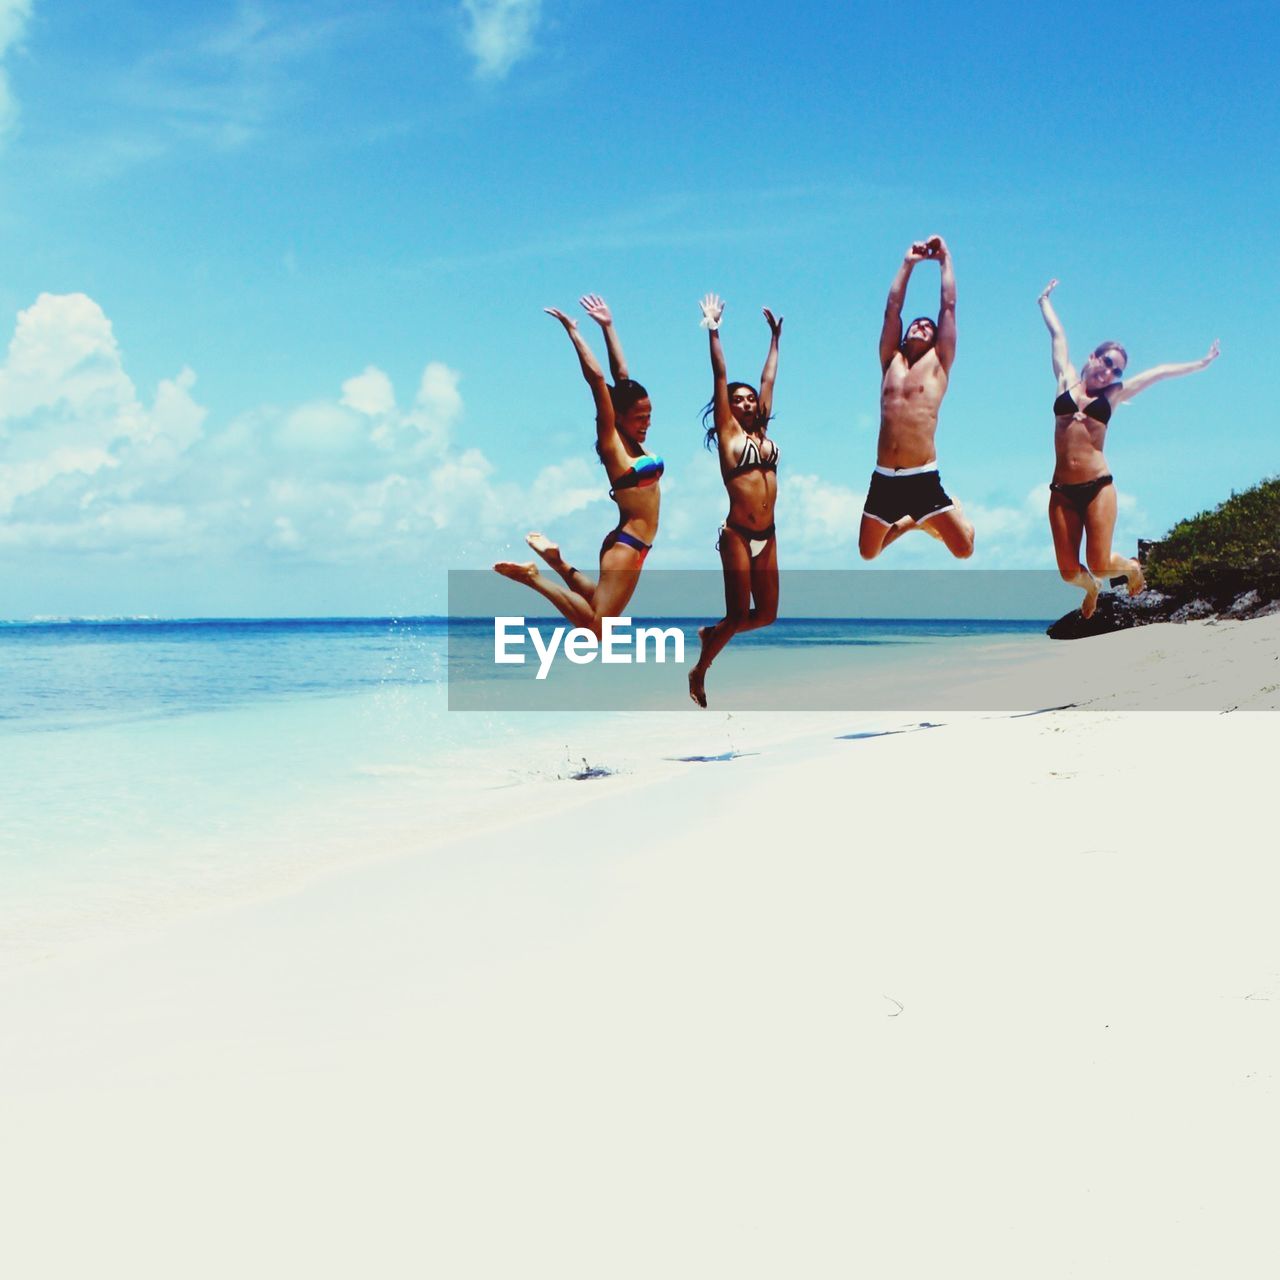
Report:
1050,475,1113,517
718,520,777,559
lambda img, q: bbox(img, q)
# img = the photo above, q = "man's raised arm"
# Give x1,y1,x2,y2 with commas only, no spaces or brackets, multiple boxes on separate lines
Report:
880,241,928,369
930,235,957,372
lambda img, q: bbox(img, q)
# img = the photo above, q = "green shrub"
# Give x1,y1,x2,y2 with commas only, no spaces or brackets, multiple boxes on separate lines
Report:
1145,477,1280,603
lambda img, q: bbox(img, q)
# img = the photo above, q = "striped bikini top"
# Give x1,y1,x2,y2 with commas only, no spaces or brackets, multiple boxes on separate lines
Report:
730,433,779,476
610,452,664,499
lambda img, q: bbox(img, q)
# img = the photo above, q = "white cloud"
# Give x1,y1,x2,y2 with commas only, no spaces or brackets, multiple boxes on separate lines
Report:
0,292,575,568
141,369,207,468
341,366,396,417
411,360,464,445
459,0,541,79
521,457,602,523
0,0,30,139
962,486,1057,569
0,291,139,425
783,472,868,559
278,401,365,455
0,293,193,517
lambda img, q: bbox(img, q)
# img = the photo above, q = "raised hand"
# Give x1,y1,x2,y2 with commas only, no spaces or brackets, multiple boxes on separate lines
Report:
925,234,947,259
1204,338,1221,363
762,307,783,338
699,293,725,330
579,294,613,327
906,241,929,263
1039,278,1060,301
544,307,578,332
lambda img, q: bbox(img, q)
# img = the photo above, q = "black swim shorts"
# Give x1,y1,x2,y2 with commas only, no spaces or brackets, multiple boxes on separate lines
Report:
862,467,955,525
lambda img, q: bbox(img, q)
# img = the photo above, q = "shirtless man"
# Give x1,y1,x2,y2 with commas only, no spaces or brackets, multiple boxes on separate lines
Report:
858,235,974,559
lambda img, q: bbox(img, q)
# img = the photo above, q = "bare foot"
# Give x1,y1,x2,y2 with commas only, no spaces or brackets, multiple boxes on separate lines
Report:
1125,560,1146,597
525,532,564,570
494,560,540,585
1081,579,1100,619
688,666,708,708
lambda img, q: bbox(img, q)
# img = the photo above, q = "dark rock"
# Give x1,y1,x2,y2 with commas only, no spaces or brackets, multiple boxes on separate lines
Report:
1046,593,1147,639
1169,599,1216,623
1043,589,1278,638
1047,568,1280,638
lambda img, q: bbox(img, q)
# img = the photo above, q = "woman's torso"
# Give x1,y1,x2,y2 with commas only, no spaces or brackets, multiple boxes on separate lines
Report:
719,426,778,531
1052,385,1115,483
606,447,663,542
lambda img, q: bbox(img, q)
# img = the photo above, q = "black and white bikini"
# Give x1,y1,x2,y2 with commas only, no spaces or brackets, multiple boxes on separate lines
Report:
718,433,779,558
731,433,778,476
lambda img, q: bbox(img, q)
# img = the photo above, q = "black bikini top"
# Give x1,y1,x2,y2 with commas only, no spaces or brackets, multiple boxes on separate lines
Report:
1054,385,1117,425
730,433,779,476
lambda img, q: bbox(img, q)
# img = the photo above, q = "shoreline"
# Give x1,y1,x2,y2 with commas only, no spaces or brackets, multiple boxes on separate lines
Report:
6,616,1276,971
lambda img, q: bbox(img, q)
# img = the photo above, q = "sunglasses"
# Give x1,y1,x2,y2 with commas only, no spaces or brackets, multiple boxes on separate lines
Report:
1097,352,1125,374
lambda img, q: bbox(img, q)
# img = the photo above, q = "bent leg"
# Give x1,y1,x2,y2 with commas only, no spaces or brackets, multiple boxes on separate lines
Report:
1048,493,1100,618
1083,486,1144,595
689,533,753,706
526,532,597,601
495,530,647,635
919,502,975,559
859,512,894,560
581,538,648,636
737,536,780,633
493,561,596,629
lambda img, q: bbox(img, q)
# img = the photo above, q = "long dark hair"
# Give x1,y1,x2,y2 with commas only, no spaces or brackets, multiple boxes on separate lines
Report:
596,378,649,461
701,382,770,450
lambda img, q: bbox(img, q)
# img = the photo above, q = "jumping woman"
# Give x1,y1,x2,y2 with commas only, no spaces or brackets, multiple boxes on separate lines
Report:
687,293,783,708
1038,278,1219,618
494,295,661,635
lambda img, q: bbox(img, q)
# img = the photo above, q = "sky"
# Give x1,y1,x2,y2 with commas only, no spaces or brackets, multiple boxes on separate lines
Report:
0,0,1274,617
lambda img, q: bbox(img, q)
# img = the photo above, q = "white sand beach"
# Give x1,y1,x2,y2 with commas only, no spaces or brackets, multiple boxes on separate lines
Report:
3,616,1278,1279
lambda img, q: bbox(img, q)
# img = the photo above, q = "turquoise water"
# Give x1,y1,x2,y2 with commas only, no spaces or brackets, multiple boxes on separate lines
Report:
0,616,1048,959
0,618,448,730
2,616,1048,727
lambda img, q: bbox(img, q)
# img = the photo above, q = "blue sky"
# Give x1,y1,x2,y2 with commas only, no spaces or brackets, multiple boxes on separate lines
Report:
0,0,1273,616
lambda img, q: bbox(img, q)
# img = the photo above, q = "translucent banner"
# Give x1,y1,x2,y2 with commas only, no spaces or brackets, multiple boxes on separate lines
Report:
448,570,1277,712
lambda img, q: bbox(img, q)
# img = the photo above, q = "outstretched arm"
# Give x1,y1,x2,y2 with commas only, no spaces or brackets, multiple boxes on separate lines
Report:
579,294,629,382
880,242,926,369
930,235,957,372
1113,341,1220,405
757,308,783,422
545,306,614,449
699,294,733,432
1037,279,1073,387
